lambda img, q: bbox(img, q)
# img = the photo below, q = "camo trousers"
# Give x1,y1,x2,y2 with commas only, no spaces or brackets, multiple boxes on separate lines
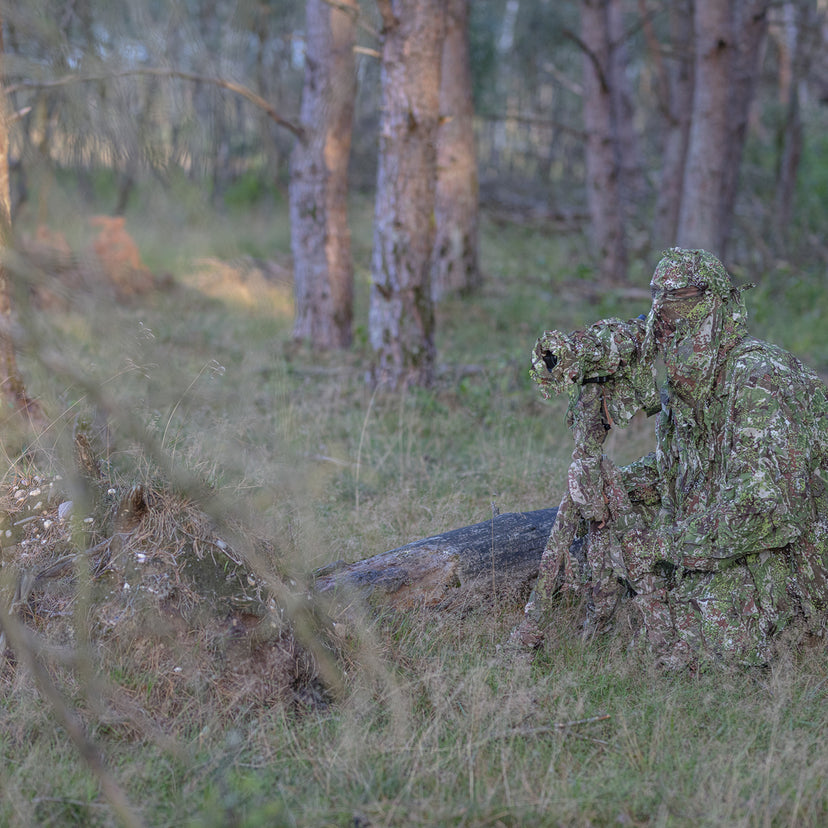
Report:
522,506,798,667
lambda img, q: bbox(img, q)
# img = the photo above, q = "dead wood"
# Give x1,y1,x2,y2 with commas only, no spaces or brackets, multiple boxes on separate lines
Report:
313,508,557,610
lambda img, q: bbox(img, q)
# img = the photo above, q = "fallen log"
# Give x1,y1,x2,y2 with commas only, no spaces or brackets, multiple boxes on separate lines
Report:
313,508,558,610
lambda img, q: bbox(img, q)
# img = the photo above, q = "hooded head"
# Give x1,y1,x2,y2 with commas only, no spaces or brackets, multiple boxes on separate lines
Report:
644,248,750,404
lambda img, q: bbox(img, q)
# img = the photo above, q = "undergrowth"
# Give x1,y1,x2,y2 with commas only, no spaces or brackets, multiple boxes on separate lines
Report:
1,180,827,826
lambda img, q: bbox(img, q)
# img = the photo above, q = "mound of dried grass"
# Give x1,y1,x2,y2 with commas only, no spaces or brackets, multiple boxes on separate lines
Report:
0,464,325,721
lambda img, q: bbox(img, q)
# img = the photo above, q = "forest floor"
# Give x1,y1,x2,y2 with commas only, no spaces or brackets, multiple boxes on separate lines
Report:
2,177,828,826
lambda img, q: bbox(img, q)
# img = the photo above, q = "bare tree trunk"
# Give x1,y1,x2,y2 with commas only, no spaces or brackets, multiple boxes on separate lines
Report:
431,0,480,301
290,0,357,350
676,0,734,255
580,0,628,283
718,0,769,252
607,0,644,209
772,1,809,250
0,22,45,431
677,0,768,258
652,0,694,249
369,0,445,388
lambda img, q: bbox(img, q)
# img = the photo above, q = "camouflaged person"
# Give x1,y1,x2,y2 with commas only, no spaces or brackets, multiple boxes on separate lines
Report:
520,247,828,668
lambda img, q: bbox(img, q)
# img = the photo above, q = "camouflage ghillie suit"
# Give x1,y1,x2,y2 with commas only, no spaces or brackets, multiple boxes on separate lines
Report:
521,248,828,667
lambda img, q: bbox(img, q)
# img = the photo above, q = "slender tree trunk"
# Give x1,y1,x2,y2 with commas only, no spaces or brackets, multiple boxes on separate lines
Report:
676,0,734,255
580,0,628,283
369,0,445,388
0,22,45,430
431,0,480,302
677,0,768,258
289,0,357,349
772,1,809,249
652,0,694,249
718,0,769,251
607,0,644,208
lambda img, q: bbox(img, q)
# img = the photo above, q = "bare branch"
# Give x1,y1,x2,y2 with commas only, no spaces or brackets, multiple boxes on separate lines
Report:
562,26,609,95
476,111,587,140
354,45,381,59
322,0,380,39
6,68,305,142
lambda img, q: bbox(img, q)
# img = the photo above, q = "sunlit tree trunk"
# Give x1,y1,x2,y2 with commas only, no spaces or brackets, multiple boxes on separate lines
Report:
652,0,694,249
369,0,445,388
0,22,45,430
431,0,480,301
581,0,628,283
290,0,357,349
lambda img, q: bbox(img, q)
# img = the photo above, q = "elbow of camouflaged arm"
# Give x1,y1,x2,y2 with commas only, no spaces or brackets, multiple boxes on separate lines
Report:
620,453,661,507
681,504,802,565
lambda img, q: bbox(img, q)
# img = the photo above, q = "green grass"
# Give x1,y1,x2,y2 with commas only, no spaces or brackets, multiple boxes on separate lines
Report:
2,176,828,826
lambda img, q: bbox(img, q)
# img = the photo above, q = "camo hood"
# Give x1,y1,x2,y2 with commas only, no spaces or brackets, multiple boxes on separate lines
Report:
644,248,750,405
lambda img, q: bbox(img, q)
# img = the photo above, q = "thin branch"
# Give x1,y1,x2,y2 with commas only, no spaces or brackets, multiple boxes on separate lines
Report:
476,111,587,140
354,46,381,59
477,714,613,749
5,68,305,142
562,26,609,95
510,713,612,735
322,0,380,39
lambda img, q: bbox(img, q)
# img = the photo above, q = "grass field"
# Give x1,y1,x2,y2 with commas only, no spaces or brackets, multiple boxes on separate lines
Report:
2,178,828,826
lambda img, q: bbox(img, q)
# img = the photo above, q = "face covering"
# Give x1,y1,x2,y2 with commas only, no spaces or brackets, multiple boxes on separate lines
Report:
644,248,750,408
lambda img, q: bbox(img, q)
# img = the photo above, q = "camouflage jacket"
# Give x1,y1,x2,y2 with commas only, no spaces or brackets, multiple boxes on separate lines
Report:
624,336,828,588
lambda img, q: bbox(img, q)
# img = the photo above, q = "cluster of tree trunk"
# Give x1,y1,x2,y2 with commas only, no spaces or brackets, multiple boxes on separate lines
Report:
581,0,771,270
290,0,480,388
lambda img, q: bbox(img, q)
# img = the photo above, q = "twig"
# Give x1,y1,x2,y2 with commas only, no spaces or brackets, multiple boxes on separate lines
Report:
514,713,612,733
485,713,612,744
476,110,587,140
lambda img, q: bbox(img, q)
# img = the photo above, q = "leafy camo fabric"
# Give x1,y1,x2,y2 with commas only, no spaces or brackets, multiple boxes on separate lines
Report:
526,248,828,666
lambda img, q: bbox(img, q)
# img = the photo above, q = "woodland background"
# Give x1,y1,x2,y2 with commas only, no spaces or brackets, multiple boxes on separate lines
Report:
1,1,828,826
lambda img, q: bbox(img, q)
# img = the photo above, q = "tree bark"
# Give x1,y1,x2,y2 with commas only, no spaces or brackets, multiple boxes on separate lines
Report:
718,0,769,254
369,0,445,388
0,20,46,431
772,1,809,250
580,0,628,284
290,0,357,349
431,0,480,302
676,0,768,259
652,0,694,249
314,508,557,610
676,0,734,255
607,0,645,209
